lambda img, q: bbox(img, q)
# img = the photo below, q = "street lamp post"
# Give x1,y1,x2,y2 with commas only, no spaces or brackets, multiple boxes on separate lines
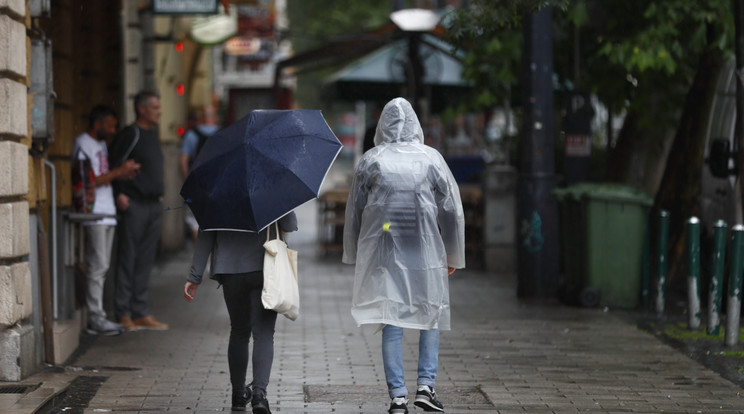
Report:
517,7,559,298
390,8,439,115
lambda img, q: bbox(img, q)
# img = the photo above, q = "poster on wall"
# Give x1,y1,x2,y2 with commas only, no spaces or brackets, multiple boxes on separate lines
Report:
154,0,218,14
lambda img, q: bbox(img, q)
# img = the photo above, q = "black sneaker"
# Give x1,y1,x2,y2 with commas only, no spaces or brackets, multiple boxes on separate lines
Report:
252,392,271,414
231,386,251,411
388,396,409,414
413,386,444,412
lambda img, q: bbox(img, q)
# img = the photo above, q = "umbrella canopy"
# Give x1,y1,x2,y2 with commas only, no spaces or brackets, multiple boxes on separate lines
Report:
180,109,342,232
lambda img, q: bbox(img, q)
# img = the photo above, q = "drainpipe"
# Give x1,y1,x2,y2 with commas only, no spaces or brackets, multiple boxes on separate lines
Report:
43,160,58,319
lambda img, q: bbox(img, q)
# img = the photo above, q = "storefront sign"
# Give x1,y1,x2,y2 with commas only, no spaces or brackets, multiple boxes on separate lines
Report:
225,36,262,56
154,0,218,15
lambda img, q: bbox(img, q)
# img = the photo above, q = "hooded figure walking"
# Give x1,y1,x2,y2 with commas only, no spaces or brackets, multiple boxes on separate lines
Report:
343,97,465,414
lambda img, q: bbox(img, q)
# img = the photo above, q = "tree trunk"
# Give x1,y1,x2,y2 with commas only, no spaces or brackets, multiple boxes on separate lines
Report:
605,90,680,195
654,49,726,290
734,0,744,221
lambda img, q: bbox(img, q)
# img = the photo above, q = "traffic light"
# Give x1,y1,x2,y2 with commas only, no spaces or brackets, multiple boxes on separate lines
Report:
176,83,185,96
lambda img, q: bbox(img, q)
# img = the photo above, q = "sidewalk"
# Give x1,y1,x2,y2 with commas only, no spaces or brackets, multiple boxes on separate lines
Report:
4,200,744,413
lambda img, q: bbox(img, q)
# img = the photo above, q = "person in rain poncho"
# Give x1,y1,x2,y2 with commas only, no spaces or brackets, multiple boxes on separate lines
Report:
343,97,465,414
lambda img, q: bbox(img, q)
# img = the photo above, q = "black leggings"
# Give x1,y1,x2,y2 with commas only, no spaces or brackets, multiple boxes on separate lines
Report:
220,272,277,395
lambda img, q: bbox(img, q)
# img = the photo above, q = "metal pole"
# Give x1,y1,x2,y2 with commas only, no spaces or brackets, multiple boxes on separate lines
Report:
407,33,424,113
725,224,744,346
655,210,670,314
641,212,651,306
708,220,728,336
517,6,559,298
687,217,701,330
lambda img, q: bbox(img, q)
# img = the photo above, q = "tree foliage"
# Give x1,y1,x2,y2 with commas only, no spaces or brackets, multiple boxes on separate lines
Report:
286,0,391,53
446,0,734,122
285,0,392,109
448,0,737,286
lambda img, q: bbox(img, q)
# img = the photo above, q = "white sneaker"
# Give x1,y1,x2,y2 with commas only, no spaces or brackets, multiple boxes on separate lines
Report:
86,318,125,336
414,385,444,412
388,396,408,414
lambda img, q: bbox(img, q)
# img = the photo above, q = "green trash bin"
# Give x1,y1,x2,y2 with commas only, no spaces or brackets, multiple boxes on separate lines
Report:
555,183,652,308
579,184,653,308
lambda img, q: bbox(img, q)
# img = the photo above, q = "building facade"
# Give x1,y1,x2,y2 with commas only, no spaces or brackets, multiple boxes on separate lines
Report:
0,0,292,381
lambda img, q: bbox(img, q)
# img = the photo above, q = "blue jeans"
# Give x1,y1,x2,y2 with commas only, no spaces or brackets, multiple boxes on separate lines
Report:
382,325,439,399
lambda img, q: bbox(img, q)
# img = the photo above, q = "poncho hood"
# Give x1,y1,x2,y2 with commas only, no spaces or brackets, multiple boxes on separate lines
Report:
373,97,424,146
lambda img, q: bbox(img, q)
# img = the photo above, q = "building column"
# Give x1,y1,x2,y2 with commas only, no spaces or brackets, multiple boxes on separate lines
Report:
0,0,35,381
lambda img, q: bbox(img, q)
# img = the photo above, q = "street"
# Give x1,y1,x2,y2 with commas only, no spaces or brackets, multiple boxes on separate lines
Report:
8,200,744,413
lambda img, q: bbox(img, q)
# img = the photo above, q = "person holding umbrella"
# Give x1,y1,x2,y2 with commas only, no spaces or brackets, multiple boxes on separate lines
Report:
343,97,465,414
181,109,342,413
183,214,296,413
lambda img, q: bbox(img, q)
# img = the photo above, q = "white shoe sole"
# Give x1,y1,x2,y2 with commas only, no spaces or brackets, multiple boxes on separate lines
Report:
414,398,444,412
86,328,124,336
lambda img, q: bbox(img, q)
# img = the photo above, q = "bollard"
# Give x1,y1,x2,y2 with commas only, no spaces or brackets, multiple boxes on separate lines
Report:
708,220,727,336
687,217,701,330
655,210,670,314
641,213,651,306
725,225,744,347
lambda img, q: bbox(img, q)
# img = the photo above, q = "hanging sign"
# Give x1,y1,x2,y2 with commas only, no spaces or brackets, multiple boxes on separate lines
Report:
565,134,591,156
190,5,238,45
224,36,262,56
154,0,218,15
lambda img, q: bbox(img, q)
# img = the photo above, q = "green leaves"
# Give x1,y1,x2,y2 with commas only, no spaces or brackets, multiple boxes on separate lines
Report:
446,0,735,114
287,0,391,52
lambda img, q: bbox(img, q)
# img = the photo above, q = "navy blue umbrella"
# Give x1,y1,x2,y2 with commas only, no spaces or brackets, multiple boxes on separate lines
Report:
180,109,342,232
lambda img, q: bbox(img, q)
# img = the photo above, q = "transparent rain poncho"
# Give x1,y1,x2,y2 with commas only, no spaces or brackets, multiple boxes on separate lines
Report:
342,98,465,330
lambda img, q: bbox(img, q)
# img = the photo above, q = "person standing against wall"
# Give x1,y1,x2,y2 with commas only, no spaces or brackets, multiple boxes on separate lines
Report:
73,105,141,336
109,91,168,331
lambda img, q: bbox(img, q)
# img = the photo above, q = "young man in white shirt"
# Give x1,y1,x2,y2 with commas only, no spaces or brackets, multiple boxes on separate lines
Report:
73,106,140,335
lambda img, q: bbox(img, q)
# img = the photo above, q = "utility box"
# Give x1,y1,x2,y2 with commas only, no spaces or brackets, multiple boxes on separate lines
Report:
30,39,54,142
483,165,517,272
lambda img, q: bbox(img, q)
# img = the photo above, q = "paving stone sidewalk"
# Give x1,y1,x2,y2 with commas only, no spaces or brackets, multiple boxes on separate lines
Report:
7,201,744,413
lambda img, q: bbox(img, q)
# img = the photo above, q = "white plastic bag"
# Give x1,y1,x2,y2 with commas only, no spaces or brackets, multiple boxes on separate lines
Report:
262,222,299,320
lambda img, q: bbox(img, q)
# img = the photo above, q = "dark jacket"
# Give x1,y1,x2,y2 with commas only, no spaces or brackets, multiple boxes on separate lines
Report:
109,124,164,202
188,212,298,284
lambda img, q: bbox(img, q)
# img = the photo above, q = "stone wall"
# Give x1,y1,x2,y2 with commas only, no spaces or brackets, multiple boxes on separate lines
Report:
0,0,34,381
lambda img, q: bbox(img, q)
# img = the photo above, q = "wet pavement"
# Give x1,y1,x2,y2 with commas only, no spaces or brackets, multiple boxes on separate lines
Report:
3,200,744,413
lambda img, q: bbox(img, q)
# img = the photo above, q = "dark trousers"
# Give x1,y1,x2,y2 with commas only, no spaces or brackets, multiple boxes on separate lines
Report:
114,199,162,319
221,271,277,395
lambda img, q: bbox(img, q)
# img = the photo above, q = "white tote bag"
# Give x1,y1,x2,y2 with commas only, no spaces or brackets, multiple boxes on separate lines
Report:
262,222,299,321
